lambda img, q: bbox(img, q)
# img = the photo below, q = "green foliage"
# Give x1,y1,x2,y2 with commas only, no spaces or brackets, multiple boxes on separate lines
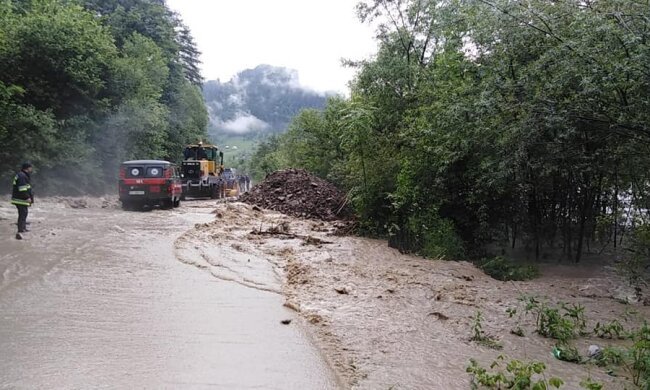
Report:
594,346,625,368
478,256,540,281
2,0,117,117
629,323,650,387
593,320,625,340
247,0,650,265
552,345,582,364
521,298,586,343
618,225,650,289
470,311,503,350
593,323,650,388
0,0,207,193
562,304,588,336
248,135,290,180
467,356,564,389
579,378,603,390
536,306,577,343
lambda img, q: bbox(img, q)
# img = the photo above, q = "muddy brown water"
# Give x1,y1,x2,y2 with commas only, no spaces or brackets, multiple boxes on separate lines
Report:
0,200,338,389
177,202,650,390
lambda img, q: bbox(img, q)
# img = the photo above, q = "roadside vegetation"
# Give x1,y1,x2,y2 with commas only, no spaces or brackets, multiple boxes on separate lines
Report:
467,296,650,389
248,0,650,275
0,0,208,193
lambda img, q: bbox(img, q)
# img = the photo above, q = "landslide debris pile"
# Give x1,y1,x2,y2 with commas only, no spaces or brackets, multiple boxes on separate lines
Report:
240,169,350,221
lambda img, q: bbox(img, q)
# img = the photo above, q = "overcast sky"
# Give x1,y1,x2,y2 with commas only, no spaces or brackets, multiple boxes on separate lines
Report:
165,0,378,93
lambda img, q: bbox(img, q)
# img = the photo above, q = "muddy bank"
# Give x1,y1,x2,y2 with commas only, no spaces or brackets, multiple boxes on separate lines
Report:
177,202,649,389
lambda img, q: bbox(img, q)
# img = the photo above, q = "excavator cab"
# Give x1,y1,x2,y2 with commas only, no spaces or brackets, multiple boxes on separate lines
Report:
183,145,223,164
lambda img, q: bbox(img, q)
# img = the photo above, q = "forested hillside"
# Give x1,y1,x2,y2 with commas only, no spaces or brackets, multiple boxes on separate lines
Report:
0,0,208,193
203,65,328,138
250,0,650,270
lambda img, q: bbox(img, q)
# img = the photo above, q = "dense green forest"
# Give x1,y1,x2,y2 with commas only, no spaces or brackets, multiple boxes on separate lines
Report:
250,0,650,270
0,0,207,193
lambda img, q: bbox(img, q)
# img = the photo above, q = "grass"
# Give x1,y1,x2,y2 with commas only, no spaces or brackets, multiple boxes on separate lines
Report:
478,256,540,281
209,133,260,171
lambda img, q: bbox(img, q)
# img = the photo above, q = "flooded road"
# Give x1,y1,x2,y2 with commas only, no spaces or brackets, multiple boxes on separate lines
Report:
0,200,338,389
181,202,650,389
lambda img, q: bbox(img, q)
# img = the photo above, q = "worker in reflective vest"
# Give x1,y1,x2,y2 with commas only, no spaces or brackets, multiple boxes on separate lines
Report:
11,162,34,239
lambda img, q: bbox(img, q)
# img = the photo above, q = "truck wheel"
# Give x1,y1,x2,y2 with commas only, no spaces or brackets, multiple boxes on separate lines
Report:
210,184,219,199
173,198,180,208
161,199,173,209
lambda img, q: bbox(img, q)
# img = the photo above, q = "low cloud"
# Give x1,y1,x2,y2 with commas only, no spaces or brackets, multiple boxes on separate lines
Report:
217,113,270,134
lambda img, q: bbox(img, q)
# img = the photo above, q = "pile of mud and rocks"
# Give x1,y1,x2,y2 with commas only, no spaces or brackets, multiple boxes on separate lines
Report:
240,169,350,221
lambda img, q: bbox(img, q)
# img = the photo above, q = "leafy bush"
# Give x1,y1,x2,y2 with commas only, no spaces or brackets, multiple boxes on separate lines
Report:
479,257,540,281
552,344,582,364
579,378,603,390
592,323,650,388
629,323,650,387
537,307,576,342
593,320,625,339
521,297,586,343
410,209,465,259
467,356,564,389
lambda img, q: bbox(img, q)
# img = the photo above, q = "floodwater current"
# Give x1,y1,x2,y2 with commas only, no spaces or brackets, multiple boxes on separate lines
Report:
0,200,338,389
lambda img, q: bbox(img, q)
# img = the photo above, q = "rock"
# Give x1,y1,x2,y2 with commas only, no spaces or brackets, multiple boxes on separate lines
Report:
280,319,292,325
68,199,88,209
335,286,350,295
111,225,125,233
307,314,323,324
588,345,602,358
612,286,641,304
283,301,300,312
428,312,449,321
239,169,352,221
644,296,650,307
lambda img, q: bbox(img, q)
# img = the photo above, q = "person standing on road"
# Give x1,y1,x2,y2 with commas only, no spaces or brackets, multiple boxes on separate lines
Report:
11,162,34,240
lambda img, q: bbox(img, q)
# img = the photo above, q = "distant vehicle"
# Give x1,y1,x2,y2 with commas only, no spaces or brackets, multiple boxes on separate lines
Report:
225,145,230,149
180,142,250,199
118,160,182,210
222,167,236,179
181,142,227,199
232,146,238,150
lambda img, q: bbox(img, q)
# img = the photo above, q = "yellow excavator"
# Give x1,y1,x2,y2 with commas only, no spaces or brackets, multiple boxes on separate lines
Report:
180,142,248,199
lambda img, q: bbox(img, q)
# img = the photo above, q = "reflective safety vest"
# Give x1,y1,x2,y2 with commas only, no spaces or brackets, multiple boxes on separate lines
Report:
11,170,32,206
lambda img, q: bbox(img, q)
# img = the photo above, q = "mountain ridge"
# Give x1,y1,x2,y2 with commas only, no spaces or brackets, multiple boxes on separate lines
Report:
203,64,331,138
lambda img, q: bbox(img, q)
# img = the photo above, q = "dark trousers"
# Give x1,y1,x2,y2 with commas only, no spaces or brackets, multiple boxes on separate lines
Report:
16,204,28,232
